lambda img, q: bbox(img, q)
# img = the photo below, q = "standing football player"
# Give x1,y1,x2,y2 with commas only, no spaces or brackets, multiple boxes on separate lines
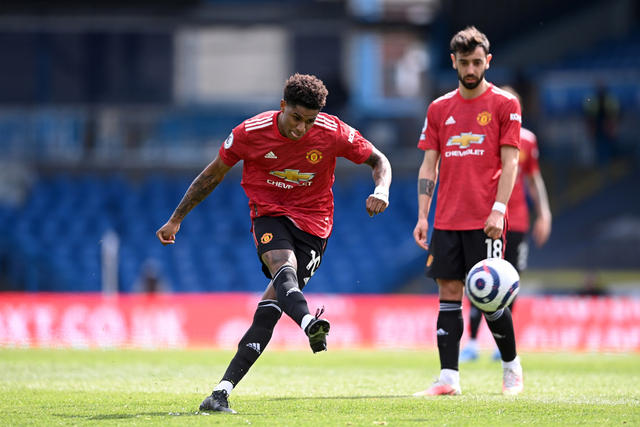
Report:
460,85,552,363
412,26,524,396
157,73,392,413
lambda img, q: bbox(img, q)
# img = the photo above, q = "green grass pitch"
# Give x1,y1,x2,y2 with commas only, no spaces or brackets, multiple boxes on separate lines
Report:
1,348,638,426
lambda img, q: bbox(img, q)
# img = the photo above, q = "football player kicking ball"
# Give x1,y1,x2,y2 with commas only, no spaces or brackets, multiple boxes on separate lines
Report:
412,26,524,396
157,73,392,413
460,85,552,363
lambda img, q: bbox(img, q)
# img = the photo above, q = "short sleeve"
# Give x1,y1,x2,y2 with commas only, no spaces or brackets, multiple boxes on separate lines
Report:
521,131,540,175
417,104,439,151
335,121,373,164
218,126,245,167
500,97,522,149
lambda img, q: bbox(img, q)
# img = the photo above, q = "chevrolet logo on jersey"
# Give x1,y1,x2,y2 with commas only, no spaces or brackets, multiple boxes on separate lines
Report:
446,133,485,148
270,169,316,184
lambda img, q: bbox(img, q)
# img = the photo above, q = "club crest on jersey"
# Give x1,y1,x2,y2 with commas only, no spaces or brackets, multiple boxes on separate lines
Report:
306,149,323,164
269,169,315,186
477,111,492,126
261,233,273,244
223,132,234,149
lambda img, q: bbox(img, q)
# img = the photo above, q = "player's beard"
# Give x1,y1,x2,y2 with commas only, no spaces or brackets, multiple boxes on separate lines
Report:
458,69,485,90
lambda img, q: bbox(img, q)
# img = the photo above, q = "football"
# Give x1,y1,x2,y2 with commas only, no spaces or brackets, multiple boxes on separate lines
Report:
465,258,520,312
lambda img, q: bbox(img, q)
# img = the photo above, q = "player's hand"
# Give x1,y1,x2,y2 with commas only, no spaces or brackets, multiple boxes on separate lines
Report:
484,210,504,240
156,221,181,245
532,215,552,247
366,193,389,217
413,218,430,250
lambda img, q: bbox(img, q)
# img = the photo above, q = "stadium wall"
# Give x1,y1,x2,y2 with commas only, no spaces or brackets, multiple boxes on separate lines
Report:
1,293,638,353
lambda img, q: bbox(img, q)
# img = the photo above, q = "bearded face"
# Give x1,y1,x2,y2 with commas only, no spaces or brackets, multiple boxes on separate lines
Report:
451,46,491,92
457,67,485,90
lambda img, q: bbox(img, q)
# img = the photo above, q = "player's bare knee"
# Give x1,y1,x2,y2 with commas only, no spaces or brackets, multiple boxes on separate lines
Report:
262,249,297,276
437,279,465,300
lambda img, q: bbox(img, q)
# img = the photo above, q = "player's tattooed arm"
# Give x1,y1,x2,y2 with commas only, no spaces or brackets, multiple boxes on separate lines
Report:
172,174,219,220
157,155,232,245
364,146,392,189
363,146,392,216
171,155,232,221
418,179,435,197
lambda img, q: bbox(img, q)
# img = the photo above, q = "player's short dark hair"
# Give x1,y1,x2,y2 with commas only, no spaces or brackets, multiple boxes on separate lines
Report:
283,73,328,111
450,26,490,56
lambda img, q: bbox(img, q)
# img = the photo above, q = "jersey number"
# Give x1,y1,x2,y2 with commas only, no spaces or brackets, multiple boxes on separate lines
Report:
485,238,503,259
302,249,321,286
306,250,321,277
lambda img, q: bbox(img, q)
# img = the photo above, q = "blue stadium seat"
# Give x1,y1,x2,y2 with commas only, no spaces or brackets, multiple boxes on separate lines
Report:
1,171,425,294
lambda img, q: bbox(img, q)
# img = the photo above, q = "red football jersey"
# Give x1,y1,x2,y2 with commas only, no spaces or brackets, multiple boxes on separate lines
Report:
219,110,373,238
418,84,521,230
507,127,540,232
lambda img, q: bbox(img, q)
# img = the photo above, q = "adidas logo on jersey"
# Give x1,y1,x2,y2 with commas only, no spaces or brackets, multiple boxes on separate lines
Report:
436,328,449,336
246,343,261,354
445,116,456,125
264,151,277,159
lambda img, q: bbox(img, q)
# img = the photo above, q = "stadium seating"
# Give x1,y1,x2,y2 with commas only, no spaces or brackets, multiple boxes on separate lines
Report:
0,172,426,294
536,28,640,117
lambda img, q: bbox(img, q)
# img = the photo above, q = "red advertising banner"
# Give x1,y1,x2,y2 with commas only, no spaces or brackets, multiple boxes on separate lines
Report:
0,293,638,352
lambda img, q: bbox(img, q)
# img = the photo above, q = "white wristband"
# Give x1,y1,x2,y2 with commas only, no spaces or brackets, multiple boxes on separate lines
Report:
374,185,389,199
492,202,506,214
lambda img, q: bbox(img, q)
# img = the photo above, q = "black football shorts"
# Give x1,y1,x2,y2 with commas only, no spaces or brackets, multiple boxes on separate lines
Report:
505,230,526,273
425,228,505,281
252,216,327,289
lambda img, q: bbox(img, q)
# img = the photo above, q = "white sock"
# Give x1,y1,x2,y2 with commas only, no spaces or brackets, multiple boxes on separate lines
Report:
465,338,478,351
214,380,233,395
502,356,521,370
439,369,460,385
300,314,315,331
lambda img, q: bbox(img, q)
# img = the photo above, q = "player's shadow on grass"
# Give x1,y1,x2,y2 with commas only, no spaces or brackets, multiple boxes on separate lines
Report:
55,412,203,420
265,395,408,401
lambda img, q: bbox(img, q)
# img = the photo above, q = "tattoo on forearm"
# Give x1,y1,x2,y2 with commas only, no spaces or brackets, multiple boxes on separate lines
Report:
372,165,387,184
366,151,391,186
364,151,378,168
418,179,435,197
173,173,220,219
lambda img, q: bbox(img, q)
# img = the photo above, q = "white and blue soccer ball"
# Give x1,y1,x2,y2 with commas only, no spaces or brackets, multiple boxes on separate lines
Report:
465,258,520,312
